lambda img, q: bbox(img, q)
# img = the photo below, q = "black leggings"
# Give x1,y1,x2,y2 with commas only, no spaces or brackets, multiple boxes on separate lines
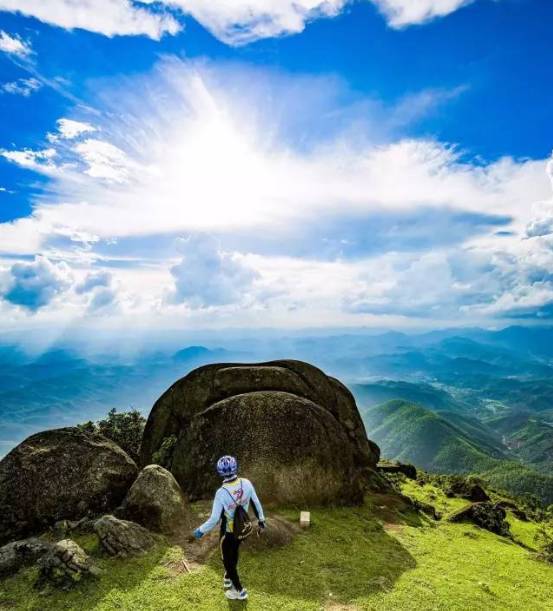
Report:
220,533,242,591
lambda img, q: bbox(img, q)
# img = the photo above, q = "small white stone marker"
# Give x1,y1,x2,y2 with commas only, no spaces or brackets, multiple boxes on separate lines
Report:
300,511,310,528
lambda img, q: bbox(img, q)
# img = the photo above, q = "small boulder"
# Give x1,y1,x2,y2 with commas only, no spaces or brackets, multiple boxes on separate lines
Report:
118,465,188,534
94,515,157,557
467,484,490,502
0,427,138,545
37,539,100,589
0,538,52,578
448,502,510,536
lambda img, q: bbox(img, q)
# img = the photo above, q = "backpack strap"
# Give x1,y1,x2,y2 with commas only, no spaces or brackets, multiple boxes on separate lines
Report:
221,478,243,506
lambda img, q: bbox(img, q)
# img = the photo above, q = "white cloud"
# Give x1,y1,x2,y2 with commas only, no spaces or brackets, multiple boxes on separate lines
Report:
371,0,474,28
87,286,118,311
169,234,259,307
56,118,97,140
1,256,73,311
0,1,486,46
1,77,41,96
526,153,553,239
0,30,32,57
0,0,180,40
0,147,57,172
168,0,346,45
75,270,112,294
73,139,132,182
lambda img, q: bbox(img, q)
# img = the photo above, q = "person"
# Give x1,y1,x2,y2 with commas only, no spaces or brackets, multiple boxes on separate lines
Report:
193,455,266,601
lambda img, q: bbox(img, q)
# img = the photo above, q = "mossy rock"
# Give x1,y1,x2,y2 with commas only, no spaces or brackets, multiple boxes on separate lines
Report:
140,360,380,505
0,428,137,545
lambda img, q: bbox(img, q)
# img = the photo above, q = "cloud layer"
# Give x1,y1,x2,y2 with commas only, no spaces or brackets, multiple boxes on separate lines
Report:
0,59,551,330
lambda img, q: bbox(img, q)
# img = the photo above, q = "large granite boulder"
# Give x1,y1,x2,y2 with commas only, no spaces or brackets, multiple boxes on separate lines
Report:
118,464,188,534
0,428,138,545
140,360,380,505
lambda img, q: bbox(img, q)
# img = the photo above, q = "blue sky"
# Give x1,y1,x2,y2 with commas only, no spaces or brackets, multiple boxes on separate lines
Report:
0,0,552,337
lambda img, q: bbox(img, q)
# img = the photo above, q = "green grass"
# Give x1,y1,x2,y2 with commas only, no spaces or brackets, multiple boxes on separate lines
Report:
2,492,553,610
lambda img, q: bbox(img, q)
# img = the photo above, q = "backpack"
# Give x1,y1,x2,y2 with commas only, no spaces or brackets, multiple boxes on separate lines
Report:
222,481,254,541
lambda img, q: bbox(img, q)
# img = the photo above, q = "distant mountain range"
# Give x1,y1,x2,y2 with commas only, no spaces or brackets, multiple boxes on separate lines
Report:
2,323,553,505
0,345,239,457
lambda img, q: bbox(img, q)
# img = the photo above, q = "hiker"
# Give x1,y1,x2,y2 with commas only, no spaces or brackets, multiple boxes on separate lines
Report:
193,455,266,601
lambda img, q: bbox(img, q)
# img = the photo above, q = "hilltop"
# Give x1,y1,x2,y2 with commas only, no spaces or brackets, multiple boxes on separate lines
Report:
2,358,553,609
2,482,553,610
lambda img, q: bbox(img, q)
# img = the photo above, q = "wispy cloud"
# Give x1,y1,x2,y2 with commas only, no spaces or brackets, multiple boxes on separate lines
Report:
54,118,97,140
0,147,57,172
0,30,32,57
1,77,41,96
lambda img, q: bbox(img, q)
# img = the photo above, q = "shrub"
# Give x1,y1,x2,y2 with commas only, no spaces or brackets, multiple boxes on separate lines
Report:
79,408,145,463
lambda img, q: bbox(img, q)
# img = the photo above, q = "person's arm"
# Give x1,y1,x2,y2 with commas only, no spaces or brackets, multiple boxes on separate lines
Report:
194,490,224,537
250,482,265,523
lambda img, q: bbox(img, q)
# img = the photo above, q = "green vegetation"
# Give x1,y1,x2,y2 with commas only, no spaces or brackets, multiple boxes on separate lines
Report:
363,400,553,505
2,489,553,610
362,400,504,472
480,462,553,506
352,380,471,413
79,409,146,463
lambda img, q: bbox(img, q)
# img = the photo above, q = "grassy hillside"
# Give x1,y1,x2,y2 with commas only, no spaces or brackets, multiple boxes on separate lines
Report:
2,490,553,610
362,400,505,473
363,400,553,504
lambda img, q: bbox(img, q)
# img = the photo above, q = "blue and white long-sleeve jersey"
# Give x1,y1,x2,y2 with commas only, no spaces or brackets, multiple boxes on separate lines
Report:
198,477,265,535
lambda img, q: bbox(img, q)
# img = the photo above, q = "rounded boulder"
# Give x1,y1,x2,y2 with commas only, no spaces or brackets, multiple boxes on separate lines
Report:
118,464,188,534
0,428,137,545
140,360,380,505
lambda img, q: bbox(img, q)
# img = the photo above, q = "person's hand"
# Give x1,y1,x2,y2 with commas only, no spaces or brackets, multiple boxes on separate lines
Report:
257,520,266,535
193,528,204,540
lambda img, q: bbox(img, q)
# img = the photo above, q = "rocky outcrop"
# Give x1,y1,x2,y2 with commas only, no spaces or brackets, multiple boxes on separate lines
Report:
0,428,138,545
140,360,381,505
0,538,52,577
445,478,490,502
118,465,188,534
448,502,510,536
378,461,417,480
37,539,100,589
94,515,157,557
